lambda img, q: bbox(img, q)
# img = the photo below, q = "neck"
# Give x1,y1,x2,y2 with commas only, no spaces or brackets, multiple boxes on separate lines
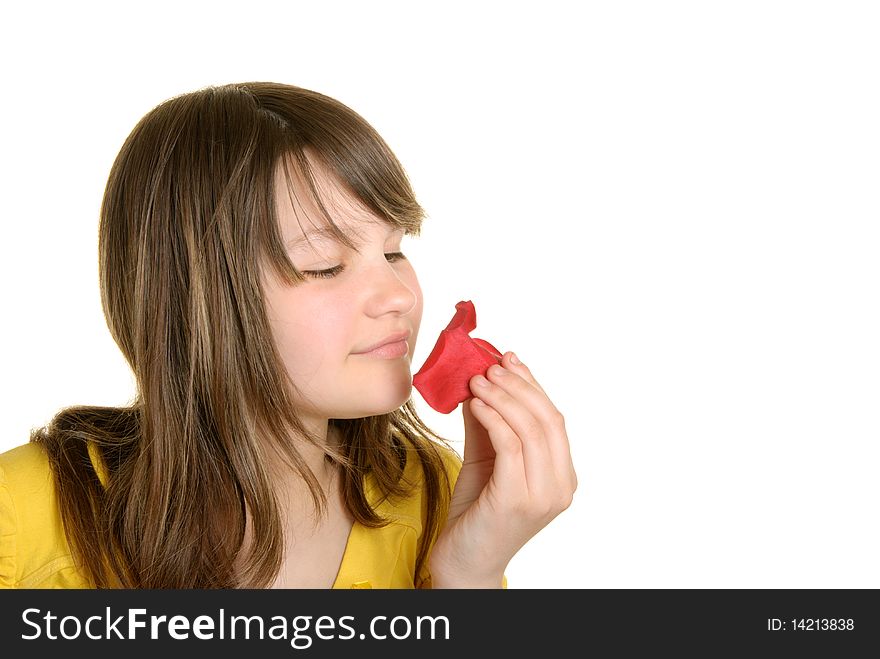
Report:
261,417,342,515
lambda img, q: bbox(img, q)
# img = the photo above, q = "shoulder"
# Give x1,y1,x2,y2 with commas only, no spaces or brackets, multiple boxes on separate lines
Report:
401,436,463,488
0,442,85,588
0,442,57,521
435,440,464,484
345,435,461,588
365,434,461,530
0,441,53,486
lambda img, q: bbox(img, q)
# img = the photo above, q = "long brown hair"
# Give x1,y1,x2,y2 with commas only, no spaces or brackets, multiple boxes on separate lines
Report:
30,82,454,588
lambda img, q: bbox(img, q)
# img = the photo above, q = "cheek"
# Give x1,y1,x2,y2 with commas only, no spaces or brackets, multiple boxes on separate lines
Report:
270,292,352,378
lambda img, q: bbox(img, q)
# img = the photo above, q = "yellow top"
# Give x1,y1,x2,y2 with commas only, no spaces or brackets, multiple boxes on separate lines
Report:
0,439,507,589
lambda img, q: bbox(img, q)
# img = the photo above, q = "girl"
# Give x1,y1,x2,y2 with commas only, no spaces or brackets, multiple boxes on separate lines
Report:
0,82,577,589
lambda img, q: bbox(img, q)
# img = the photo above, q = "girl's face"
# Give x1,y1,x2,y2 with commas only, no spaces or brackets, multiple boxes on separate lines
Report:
262,157,423,422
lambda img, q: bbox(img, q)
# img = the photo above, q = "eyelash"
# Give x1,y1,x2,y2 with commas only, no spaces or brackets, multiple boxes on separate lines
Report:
302,252,408,279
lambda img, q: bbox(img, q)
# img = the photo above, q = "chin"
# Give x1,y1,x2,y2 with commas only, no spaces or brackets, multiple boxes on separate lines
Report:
343,383,413,419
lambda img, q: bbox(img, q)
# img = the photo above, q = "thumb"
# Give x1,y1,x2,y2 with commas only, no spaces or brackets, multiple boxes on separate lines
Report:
461,397,497,464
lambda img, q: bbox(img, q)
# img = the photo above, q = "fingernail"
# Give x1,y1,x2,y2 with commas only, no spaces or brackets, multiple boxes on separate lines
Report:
474,375,489,388
509,352,520,365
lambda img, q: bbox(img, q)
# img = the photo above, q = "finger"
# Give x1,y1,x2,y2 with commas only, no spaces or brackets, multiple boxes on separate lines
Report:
470,374,556,500
486,358,575,490
466,397,528,498
487,359,561,432
501,351,548,396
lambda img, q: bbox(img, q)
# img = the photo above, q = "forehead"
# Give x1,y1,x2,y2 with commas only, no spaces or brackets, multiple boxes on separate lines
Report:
273,153,389,251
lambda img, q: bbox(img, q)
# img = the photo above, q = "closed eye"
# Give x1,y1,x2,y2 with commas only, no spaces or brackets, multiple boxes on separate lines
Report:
302,252,408,279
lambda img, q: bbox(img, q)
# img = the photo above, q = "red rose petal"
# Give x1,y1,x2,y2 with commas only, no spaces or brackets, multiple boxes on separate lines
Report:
412,300,503,413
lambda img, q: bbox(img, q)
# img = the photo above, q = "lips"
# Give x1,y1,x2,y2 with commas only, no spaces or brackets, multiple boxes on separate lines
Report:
412,300,503,414
356,330,411,354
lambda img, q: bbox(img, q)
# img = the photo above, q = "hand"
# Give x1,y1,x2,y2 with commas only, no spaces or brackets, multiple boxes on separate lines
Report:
429,351,578,588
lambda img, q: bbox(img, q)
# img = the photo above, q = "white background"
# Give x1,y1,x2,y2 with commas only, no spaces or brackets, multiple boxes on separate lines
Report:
1,1,878,588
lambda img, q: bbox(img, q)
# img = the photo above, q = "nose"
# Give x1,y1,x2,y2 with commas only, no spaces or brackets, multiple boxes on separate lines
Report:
363,258,419,317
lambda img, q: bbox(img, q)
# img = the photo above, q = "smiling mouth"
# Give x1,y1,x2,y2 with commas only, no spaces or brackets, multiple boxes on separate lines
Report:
354,339,410,359
354,331,412,354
